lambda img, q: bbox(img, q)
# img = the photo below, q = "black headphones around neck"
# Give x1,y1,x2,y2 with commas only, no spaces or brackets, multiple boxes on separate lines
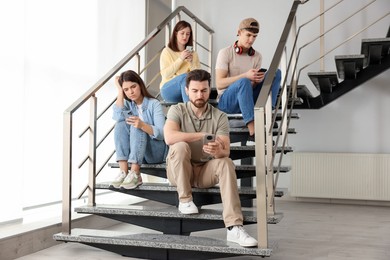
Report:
234,41,255,56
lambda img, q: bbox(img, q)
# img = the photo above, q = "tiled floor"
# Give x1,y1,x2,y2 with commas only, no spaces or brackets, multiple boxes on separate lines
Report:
13,198,390,260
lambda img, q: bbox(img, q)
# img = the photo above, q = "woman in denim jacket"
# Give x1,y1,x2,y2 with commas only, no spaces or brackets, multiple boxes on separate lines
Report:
111,70,168,189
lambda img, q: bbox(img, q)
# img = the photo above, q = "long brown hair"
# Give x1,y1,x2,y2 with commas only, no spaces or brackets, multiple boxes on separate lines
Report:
168,20,193,52
118,70,154,101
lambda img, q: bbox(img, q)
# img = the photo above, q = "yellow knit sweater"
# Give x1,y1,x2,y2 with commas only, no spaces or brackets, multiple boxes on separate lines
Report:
159,47,201,88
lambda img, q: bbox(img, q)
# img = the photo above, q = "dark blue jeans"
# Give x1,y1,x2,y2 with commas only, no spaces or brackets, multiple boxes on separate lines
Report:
218,69,281,125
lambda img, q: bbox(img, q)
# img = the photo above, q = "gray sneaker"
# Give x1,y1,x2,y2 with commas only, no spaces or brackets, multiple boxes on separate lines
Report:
111,171,127,188
120,171,143,189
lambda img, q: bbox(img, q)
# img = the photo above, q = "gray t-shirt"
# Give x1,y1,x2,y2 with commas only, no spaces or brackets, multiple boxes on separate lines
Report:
215,45,262,96
166,102,229,162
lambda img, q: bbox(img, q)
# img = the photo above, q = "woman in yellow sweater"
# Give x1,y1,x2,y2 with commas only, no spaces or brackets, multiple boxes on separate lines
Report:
159,20,201,102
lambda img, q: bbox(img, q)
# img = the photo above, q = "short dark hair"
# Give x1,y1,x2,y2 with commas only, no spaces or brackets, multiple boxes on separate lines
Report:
186,69,211,88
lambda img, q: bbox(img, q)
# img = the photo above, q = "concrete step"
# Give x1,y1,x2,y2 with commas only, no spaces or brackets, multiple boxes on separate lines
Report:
74,204,283,234
308,71,339,94
335,54,365,80
53,228,274,259
107,163,291,180
95,182,286,207
361,37,390,66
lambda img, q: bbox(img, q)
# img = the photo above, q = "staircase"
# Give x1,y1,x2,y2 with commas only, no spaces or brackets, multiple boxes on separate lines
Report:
52,4,302,258
54,95,294,259
52,1,389,259
293,28,390,109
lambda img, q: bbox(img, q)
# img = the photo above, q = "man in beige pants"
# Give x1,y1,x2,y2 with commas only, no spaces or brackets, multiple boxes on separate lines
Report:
164,69,257,247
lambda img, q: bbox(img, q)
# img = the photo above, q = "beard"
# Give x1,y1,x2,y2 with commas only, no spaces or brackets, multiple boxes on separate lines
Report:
190,98,208,108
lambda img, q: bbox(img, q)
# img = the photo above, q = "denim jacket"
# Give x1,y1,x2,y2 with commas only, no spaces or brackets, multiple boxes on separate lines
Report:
112,97,165,141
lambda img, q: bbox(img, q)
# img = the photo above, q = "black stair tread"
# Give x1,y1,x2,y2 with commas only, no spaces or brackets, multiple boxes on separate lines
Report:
226,112,300,120
296,84,313,98
53,228,274,257
361,37,390,66
308,71,339,93
96,182,285,206
335,54,365,80
107,162,291,174
230,145,293,154
229,127,296,135
97,182,255,194
161,99,219,107
161,101,300,120
307,71,338,76
74,204,283,224
96,182,285,197
107,162,290,180
361,37,390,44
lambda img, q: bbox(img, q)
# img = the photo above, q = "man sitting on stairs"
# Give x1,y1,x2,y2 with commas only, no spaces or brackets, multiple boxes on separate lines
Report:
164,69,258,247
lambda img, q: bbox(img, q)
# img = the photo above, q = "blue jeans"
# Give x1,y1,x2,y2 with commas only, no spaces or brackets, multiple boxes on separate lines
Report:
218,69,281,125
160,73,189,102
114,121,168,165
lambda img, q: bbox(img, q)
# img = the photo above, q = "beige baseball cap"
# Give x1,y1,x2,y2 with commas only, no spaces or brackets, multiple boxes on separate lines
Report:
238,18,260,32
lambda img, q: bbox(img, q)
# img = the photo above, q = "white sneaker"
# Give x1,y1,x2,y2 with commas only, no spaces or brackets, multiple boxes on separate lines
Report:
120,171,143,189
227,225,258,247
111,171,127,188
178,201,199,214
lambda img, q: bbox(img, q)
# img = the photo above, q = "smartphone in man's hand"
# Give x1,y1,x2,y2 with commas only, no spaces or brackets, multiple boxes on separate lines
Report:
258,68,267,73
203,134,215,145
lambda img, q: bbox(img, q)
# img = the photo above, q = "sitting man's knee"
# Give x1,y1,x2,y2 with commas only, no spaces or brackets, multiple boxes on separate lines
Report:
168,142,191,159
215,158,236,174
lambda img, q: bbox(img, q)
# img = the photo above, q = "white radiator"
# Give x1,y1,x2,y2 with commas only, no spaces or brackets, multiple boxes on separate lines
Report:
291,152,390,201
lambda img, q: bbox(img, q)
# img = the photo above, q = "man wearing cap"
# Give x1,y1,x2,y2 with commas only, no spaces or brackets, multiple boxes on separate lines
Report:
215,18,281,139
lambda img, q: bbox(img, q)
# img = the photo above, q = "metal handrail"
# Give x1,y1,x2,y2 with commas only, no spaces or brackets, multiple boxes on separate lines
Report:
299,12,389,73
271,0,385,195
254,0,307,248
62,6,214,235
254,0,386,248
271,0,351,195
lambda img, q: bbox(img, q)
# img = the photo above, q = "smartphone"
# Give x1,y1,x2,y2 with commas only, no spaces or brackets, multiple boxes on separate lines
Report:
258,68,267,73
186,46,193,52
122,110,133,118
203,134,215,145
200,134,215,161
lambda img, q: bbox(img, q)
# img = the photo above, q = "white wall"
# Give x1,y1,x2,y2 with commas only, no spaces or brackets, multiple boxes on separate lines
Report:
0,0,146,223
0,0,25,223
0,0,388,223
176,0,390,189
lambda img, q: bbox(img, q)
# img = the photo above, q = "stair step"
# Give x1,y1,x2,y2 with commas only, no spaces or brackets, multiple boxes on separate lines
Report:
361,37,390,66
74,205,283,234
229,145,294,160
230,126,296,136
335,54,365,80
96,182,285,207
286,84,314,109
161,101,301,119
161,99,219,107
308,71,339,93
53,228,274,259
108,163,291,180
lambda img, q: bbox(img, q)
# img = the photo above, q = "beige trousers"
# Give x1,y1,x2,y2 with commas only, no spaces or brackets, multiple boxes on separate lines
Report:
166,142,243,227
